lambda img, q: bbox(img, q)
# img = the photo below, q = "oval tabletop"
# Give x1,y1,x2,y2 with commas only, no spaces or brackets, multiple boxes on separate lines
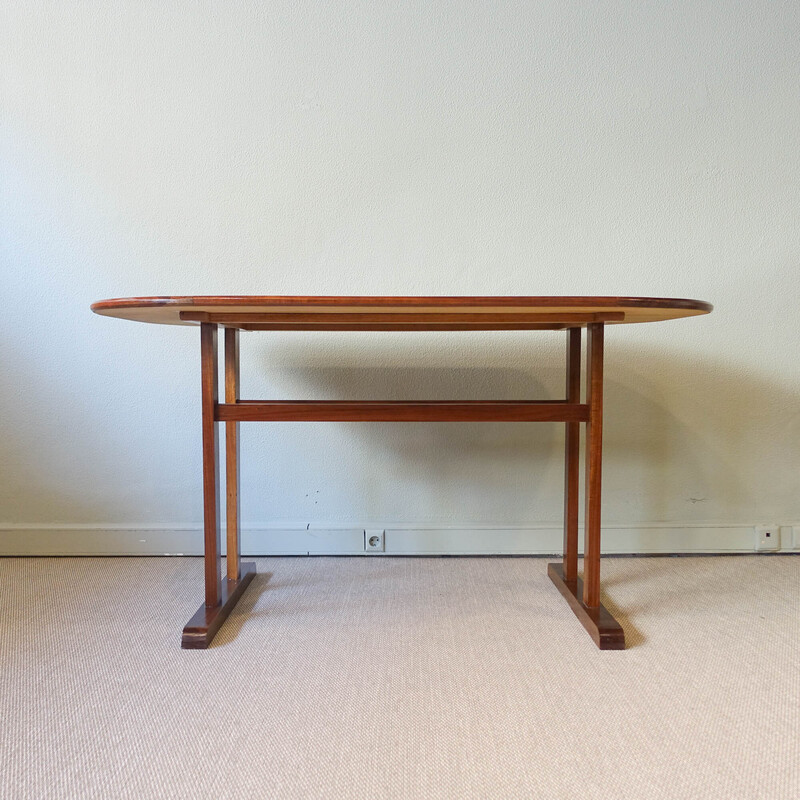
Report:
91,296,712,331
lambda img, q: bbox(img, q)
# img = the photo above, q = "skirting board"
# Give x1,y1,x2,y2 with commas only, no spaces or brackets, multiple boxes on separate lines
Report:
0,523,796,556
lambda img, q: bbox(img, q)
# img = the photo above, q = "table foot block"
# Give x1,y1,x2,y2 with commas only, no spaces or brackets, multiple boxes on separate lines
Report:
181,562,257,649
547,563,625,650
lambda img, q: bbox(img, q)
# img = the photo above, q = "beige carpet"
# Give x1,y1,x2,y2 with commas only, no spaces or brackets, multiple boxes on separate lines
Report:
1,555,798,799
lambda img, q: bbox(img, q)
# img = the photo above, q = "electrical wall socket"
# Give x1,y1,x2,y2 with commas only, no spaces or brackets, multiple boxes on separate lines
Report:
754,524,780,551
365,529,385,553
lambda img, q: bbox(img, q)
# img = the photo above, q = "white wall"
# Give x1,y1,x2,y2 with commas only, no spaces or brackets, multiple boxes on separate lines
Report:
1,2,799,549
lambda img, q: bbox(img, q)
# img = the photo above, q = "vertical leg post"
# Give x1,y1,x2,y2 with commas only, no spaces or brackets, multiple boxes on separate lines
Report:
201,322,222,608
225,328,241,581
583,322,604,608
548,320,623,648
563,327,581,582
182,323,256,649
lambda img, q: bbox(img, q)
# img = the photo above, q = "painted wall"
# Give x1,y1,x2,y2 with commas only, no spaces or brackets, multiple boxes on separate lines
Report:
1,2,798,544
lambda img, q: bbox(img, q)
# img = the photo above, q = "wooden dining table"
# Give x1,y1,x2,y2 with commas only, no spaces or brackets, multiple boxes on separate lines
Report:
91,295,712,649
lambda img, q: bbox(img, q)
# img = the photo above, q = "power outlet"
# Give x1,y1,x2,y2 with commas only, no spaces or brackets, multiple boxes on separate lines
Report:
365,529,385,553
754,524,780,552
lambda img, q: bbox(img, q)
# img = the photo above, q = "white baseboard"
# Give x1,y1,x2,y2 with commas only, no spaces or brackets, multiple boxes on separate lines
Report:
0,522,796,556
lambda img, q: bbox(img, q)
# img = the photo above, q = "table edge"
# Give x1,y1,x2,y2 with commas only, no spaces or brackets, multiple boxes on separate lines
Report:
91,295,714,316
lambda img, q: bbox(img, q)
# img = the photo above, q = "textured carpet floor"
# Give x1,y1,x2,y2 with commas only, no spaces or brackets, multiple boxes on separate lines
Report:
1,555,798,799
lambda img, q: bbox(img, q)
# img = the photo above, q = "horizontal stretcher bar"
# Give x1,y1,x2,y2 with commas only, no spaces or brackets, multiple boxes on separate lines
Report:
215,401,590,422
180,311,625,331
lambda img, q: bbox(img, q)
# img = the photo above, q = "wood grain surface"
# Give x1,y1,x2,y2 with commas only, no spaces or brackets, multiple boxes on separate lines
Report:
91,295,712,328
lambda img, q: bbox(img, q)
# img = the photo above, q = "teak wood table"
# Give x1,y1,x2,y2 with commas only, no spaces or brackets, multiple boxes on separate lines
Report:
92,295,712,650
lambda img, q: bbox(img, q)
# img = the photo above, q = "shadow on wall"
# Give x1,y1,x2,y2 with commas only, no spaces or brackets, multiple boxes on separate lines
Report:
246,334,800,524
255,364,564,523
1,328,798,526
